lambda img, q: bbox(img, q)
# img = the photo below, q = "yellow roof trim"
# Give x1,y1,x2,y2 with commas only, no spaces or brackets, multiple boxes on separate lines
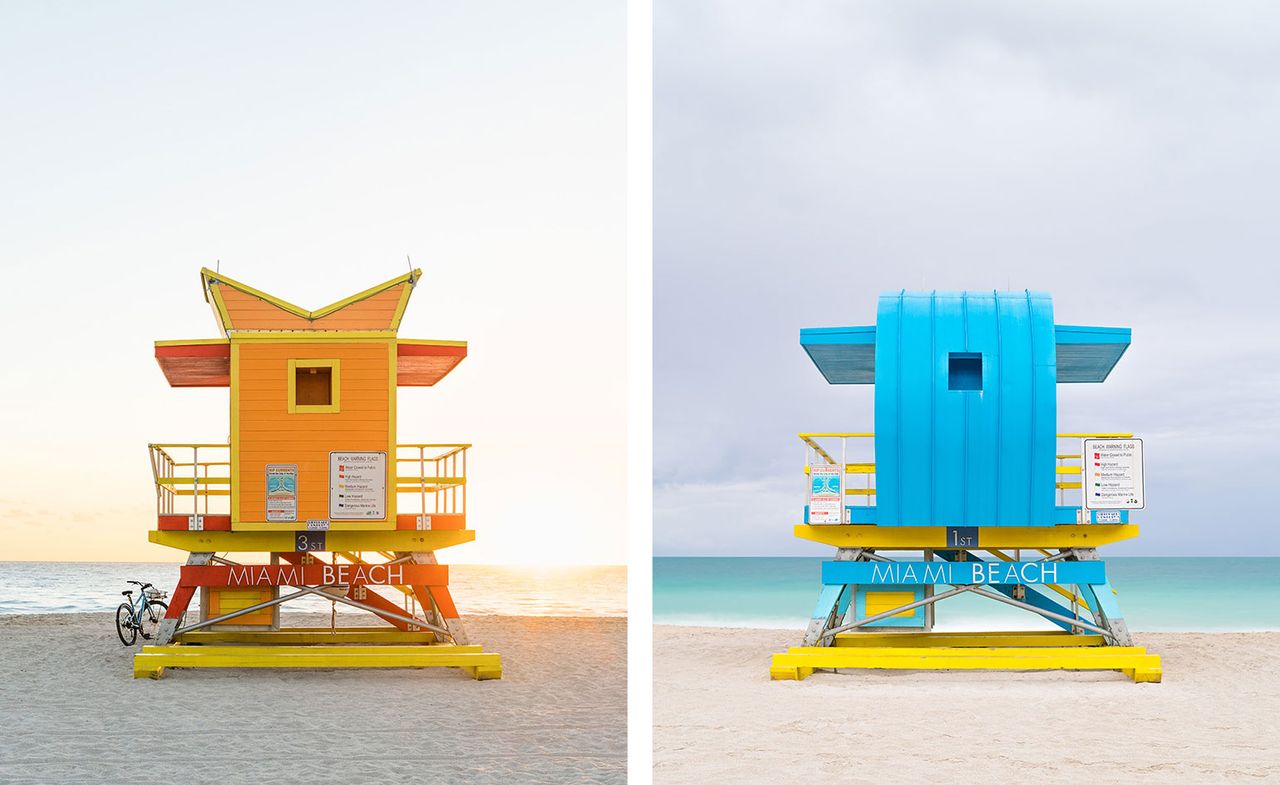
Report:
154,338,231,347
199,267,423,329
397,338,468,348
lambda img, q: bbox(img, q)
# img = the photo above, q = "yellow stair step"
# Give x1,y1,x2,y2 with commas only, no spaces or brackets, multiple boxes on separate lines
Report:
134,644,501,680
770,646,1161,683
832,631,1105,648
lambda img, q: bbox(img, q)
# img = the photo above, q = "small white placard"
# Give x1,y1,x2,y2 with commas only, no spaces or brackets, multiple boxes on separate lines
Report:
808,464,843,524
1082,438,1145,510
265,464,298,522
306,519,330,531
329,452,388,520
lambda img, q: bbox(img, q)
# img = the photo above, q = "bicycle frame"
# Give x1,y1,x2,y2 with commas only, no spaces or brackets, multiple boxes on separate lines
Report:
127,591,148,626
123,584,161,628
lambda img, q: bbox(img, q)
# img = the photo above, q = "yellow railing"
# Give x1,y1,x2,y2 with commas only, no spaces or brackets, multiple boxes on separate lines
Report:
147,442,470,521
799,432,1134,520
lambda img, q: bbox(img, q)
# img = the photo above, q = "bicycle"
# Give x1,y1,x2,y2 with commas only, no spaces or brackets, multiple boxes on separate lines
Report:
115,580,169,646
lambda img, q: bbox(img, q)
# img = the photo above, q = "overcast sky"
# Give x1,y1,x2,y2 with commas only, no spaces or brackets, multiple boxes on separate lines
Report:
655,0,1280,556
0,2,625,564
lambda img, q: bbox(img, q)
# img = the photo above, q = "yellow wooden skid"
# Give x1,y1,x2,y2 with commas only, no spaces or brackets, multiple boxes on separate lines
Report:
149,529,474,553
794,524,1139,549
832,631,1105,648
844,488,876,496
788,645,1149,658
770,647,1161,683
1057,481,1082,490
176,629,462,644
143,644,483,655
134,645,501,680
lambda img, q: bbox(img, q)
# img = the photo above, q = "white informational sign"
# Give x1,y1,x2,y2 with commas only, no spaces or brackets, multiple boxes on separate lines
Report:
1082,438,1144,510
265,464,298,522
329,452,387,520
808,464,843,524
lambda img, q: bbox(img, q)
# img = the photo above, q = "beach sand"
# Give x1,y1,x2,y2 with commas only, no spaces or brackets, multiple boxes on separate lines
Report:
655,625,1280,784
0,613,625,785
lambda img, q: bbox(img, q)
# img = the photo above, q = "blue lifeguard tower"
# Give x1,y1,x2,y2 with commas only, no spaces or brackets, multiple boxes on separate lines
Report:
770,290,1161,683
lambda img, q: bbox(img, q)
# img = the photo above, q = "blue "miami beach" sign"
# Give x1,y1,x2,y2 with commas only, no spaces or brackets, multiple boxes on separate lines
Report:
821,560,1105,586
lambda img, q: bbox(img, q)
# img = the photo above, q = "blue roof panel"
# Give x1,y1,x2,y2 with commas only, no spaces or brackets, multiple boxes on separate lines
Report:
1054,325,1131,383
800,326,875,384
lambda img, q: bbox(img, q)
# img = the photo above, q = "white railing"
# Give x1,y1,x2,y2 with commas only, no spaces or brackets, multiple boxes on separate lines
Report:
148,443,232,519
395,444,469,519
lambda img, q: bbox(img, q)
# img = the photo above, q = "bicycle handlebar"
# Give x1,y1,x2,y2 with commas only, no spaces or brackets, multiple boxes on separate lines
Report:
125,580,154,589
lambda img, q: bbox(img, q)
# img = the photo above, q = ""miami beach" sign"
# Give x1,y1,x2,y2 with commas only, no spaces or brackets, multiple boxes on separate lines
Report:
821,559,1106,586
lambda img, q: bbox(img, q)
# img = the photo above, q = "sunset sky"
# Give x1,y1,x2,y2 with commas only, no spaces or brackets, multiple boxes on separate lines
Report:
0,2,626,564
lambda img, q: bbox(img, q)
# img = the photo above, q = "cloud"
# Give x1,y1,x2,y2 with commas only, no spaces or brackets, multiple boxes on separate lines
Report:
655,0,1280,555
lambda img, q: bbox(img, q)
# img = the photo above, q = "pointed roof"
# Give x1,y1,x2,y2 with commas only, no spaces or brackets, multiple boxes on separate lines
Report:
201,267,421,334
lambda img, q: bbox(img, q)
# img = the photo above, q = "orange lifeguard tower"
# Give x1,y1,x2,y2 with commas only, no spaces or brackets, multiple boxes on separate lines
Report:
134,268,501,680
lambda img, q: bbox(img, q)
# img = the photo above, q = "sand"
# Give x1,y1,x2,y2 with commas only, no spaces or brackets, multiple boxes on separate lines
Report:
0,613,625,785
655,626,1280,784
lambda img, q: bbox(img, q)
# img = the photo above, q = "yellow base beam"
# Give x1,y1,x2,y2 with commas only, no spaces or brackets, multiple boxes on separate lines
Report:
134,644,502,680
175,628,455,645
770,645,1160,683
794,523,1139,549
832,631,1106,648
149,529,474,553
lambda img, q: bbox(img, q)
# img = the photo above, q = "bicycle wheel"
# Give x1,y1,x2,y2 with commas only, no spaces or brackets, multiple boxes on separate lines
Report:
140,600,168,641
115,603,137,646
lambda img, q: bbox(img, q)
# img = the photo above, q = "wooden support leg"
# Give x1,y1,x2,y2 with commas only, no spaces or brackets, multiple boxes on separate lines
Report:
154,552,211,645
410,552,469,644
1079,579,1135,647
802,584,846,647
1070,548,1136,648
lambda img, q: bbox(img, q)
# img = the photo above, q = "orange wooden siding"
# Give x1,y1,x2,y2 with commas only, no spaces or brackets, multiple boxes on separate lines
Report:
216,284,406,331
236,342,392,525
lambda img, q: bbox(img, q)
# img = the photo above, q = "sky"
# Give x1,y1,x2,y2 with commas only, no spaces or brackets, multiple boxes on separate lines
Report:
655,0,1280,557
0,1,626,564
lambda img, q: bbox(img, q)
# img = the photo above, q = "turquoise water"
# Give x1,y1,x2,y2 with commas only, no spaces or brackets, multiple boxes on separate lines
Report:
655,556,1280,631
0,561,626,617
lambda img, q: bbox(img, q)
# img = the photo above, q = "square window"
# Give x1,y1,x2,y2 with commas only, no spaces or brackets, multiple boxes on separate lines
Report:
288,360,341,413
948,352,982,391
295,366,332,405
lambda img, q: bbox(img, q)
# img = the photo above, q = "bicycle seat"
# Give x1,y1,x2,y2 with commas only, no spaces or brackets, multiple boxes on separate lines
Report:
122,590,132,596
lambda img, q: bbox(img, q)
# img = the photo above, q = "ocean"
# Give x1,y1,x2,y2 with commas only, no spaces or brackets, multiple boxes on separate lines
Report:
0,561,626,618
654,556,1280,632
